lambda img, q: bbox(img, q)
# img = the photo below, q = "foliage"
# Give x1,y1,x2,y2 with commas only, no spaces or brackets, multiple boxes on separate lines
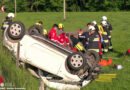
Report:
0,0,130,12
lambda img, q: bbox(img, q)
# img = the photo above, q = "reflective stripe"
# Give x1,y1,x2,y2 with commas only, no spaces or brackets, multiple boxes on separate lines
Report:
104,49,108,52
110,31,112,32
93,38,99,41
88,49,99,52
3,25,9,26
103,32,107,35
3,25,9,28
75,43,83,51
104,40,109,43
109,46,113,49
108,36,111,38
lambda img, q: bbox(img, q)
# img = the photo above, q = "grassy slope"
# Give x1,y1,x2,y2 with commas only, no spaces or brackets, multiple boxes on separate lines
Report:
0,12,130,90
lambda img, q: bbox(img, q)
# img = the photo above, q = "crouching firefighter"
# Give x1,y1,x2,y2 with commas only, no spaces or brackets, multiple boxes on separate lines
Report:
78,29,89,50
70,35,85,53
35,21,48,37
88,26,100,53
101,21,109,54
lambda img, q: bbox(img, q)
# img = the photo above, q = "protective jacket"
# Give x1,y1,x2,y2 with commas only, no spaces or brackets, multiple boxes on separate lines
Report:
78,32,89,50
88,32,100,53
1,20,12,30
58,34,65,46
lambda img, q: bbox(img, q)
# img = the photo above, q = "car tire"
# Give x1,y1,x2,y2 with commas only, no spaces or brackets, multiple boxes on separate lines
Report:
67,52,86,71
28,25,43,35
85,51,100,63
7,21,25,40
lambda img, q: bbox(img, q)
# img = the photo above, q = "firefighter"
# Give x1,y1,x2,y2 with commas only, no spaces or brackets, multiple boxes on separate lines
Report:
101,21,109,54
98,24,104,55
91,21,102,38
48,24,58,43
35,21,48,37
91,21,103,55
78,29,89,50
102,16,113,52
88,26,100,53
1,13,14,36
70,35,84,52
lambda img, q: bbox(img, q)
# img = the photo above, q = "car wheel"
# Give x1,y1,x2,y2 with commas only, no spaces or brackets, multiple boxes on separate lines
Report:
67,52,86,71
28,25,43,35
7,21,25,40
85,51,100,64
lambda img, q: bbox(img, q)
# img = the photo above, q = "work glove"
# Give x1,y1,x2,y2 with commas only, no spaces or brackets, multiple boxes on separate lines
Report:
101,38,104,43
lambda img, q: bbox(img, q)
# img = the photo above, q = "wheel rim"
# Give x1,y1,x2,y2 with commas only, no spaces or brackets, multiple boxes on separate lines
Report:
10,23,22,36
70,54,83,68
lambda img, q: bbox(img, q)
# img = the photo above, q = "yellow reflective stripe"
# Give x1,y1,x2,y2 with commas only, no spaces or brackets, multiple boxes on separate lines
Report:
104,40,109,43
77,43,83,51
103,49,108,52
3,25,9,26
108,36,111,38
110,31,112,32
109,46,113,49
75,43,83,51
93,38,99,41
103,32,107,35
88,49,99,52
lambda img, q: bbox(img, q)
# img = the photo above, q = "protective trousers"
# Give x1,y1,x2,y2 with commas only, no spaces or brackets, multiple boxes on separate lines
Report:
102,33,109,53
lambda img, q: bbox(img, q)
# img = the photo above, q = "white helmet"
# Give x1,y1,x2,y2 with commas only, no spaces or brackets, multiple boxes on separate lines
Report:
101,21,107,26
7,13,15,18
102,16,107,21
88,26,95,31
92,21,97,25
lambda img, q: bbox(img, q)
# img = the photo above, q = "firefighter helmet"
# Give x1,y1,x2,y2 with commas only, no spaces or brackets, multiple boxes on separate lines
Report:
101,21,107,26
88,26,95,31
92,21,97,25
58,23,64,29
102,16,107,21
7,13,15,18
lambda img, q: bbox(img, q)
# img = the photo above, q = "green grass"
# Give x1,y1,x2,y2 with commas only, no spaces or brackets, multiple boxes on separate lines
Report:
0,12,130,90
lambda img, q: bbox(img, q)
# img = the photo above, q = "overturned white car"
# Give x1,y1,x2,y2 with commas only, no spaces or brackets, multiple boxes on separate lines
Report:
2,21,101,90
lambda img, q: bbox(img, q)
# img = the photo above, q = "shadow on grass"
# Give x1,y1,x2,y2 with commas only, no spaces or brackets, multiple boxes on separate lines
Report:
113,50,124,58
